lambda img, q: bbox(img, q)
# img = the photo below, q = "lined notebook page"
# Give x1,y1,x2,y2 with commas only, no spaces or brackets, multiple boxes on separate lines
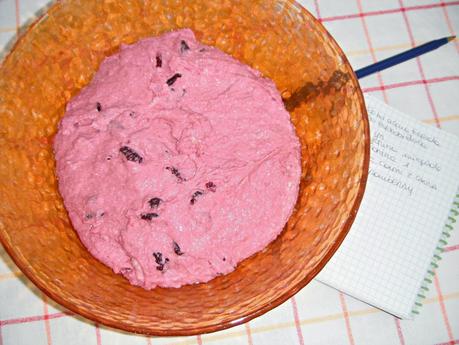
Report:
316,94,459,319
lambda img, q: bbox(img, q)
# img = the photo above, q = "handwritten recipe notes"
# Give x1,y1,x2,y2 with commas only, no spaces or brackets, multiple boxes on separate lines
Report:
317,95,459,318
370,106,441,196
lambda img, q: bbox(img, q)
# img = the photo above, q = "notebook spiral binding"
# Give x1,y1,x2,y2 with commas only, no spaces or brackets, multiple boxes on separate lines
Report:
411,190,459,316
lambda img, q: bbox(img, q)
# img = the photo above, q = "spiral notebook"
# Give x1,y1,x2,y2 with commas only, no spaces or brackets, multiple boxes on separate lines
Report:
316,94,459,319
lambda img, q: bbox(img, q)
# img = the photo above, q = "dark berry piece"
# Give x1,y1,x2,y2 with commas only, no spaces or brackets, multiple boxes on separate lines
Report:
222,257,226,261
180,40,190,52
156,54,162,68
85,213,94,220
166,73,182,86
153,252,169,271
129,111,136,117
168,166,179,175
120,146,143,163
148,197,162,208
190,190,204,205
205,181,216,192
96,102,102,112
173,241,184,256
153,252,163,265
140,213,159,220
199,48,206,52
166,166,184,182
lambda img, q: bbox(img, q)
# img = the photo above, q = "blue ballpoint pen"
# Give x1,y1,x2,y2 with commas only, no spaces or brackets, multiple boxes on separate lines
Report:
355,36,456,79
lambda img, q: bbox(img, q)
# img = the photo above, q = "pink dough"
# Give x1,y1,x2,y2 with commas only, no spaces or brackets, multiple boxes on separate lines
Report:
54,29,301,289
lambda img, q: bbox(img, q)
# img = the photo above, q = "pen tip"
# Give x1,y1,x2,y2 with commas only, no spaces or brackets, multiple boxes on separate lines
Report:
447,36,456,42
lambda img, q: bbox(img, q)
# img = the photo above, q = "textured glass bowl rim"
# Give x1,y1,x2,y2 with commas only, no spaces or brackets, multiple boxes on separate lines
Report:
0,0,370,336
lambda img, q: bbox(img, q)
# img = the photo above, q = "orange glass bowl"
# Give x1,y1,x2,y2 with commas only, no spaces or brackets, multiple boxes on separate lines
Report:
0,0,369,336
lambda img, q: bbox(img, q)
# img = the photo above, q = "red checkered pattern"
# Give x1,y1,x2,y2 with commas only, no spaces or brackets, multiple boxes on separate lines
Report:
0,1,458,344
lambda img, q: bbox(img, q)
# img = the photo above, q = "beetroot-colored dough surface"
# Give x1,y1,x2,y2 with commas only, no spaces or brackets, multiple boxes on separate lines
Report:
54,29,301,289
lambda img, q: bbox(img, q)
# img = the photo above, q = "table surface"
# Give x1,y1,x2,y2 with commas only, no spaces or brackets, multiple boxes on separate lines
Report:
1,1,458,345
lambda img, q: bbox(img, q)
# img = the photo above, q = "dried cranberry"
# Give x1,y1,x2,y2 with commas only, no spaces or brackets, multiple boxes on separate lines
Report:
190,190,204,205
148,197,162,208
173,241,184,256
205,182,216,192
166,166,184,182
156,54,162,68
152,252,169,271
120,146,143,163
140,213,158,220
180,40,190,52
166,73,182,86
